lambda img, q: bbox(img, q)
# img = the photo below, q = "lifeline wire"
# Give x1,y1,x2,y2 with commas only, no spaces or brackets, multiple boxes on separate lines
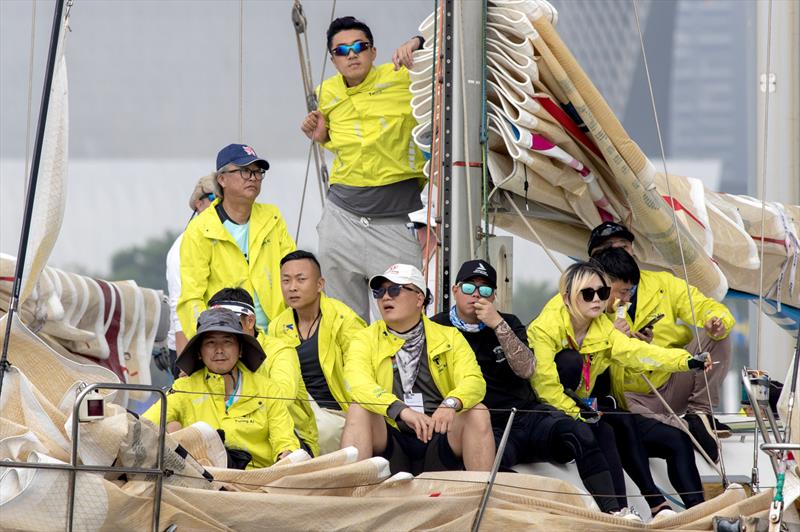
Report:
631,0,728,485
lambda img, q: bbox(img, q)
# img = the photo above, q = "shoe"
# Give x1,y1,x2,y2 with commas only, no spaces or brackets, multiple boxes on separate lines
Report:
652,507,678,521
610,507,643,522
710,416,733,438
684,412,720,463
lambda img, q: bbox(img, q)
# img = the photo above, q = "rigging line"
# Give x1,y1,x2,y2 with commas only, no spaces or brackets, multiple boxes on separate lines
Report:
293,0,335,244
238,0,244,142
457,6,477,260
502,190,563,273
631,0,728,484
480,0,490,261
165,469,718,500
295,142,314,243
756,0,774,372
23,0,38,182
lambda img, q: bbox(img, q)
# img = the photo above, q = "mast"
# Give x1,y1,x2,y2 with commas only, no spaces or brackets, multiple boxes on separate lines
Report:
752,0,800,377
0,0,67,401
438,0,486,311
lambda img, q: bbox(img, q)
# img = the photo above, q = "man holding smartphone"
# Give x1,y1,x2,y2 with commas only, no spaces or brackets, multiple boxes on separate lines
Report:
590,226,735,462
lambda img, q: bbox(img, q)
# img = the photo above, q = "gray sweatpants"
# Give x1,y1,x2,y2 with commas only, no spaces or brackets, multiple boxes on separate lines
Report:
317,201,423,322
624,331,732,429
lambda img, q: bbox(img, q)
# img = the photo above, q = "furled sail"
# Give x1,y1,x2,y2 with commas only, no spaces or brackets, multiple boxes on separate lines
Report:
410,0,799,310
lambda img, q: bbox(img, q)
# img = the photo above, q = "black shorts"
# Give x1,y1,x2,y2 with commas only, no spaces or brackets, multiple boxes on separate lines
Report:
378,422,463,475
495,405,576,469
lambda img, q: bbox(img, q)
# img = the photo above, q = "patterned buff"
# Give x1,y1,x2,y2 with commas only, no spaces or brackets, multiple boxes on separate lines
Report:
392,320,427,394
449,305,486,333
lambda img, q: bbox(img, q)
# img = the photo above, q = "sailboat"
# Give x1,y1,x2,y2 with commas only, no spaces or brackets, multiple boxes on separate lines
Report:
1,0,799,530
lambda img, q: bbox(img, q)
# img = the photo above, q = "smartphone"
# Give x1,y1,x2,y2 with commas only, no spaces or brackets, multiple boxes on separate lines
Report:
638,313,665,333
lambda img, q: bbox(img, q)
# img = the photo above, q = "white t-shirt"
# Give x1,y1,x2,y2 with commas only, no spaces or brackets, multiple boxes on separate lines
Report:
165,232,183,351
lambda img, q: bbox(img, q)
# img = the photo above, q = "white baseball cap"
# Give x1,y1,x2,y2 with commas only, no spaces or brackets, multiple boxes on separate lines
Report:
369,263,426,293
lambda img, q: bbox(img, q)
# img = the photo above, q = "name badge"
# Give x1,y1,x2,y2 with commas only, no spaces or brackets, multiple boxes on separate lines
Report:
404,392,425,414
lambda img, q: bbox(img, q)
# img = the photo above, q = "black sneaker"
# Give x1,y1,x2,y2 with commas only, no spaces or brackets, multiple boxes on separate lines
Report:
684,413,719,463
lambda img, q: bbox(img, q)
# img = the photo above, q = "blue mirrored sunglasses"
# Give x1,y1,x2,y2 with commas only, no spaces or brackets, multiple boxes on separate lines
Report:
459,282,494,298
330,40,372,57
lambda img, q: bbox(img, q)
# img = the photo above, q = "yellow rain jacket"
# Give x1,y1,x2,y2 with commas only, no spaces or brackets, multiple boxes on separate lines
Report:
143,362,299,469
268,293,366,411
344,315,485,428
614,269,735,395
317,63,426,189
255,333,319,456
178,199,296,338
527,296,692,419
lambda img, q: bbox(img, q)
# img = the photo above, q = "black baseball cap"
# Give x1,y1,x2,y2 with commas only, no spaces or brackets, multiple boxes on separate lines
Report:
587,222,635,256
455,259,497,289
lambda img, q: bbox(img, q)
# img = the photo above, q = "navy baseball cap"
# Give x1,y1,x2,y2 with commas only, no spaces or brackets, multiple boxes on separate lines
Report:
216,144,270,171
587,222,635,256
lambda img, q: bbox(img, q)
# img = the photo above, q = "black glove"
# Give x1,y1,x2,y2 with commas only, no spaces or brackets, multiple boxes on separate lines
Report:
688,352,710,371
564,388,601,423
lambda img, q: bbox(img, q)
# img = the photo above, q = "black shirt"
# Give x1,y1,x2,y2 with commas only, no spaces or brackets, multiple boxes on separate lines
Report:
432,311,540,427
296,326,341,411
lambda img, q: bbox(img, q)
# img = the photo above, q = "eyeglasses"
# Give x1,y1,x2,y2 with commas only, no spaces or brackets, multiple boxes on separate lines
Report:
459,282,494,298
330,40,372,57
579,286,611,302
372,284,418,300
221,168,266,181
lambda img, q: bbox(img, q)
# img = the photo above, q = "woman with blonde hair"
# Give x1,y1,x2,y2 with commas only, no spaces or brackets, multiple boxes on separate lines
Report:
528,261,710,519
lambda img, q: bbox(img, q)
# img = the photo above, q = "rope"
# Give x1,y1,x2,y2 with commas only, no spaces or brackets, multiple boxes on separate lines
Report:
480,0,490,261
502,190,564,273
238,0,244,142
755,0,774,372
23,0,38,182
163,388,762,418
162,466,729,501
293,0,335,244
631,0,728,482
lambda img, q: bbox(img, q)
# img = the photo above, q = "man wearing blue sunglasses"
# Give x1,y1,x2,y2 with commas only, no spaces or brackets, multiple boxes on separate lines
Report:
431,259,626,514
300,16,434,322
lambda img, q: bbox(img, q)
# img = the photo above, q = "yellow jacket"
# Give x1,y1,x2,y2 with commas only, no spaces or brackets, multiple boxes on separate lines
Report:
344,315,485,428
268,293,366,411
527,296,692,419
143,362,299,469
255,333,319,456
177,199,296,337
318,63,426,189
615,269,735,394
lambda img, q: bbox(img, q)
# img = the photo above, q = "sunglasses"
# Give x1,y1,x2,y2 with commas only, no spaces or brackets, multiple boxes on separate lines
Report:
330,40,372,57
459,282,494,298
579,286,611,302
372,284,418,300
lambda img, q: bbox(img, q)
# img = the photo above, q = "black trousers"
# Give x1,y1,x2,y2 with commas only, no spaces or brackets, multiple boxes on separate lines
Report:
556,349,668,509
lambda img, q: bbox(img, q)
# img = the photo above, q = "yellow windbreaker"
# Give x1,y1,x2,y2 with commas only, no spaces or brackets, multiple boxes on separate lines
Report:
317,63,426,188
527,296,692,419
177,199,295,338
143,362,299,469
255,333,319,457
268,293,366,411
344,315,485,428
614,269,736,395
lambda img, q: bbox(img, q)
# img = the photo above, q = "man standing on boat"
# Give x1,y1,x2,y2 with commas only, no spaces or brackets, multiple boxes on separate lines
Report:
177,144,296,338
588,221,735,458
300,16,434,322
340,263,494,474
432,259,629,516
269,250,367,454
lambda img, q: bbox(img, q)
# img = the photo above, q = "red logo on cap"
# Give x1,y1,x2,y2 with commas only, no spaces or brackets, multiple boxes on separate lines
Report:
243,146,256,156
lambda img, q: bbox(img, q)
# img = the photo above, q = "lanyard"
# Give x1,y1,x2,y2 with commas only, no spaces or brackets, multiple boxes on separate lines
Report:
225,370,241,412
567,335,591,393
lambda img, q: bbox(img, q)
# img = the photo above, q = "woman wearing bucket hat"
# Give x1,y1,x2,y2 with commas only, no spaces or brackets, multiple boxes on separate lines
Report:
143,307,300,469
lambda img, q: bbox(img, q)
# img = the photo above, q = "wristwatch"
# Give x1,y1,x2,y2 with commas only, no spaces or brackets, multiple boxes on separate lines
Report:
442,397,459,410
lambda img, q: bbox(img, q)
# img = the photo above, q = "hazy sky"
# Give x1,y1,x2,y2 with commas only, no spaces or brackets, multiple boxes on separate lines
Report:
0,0,433,160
